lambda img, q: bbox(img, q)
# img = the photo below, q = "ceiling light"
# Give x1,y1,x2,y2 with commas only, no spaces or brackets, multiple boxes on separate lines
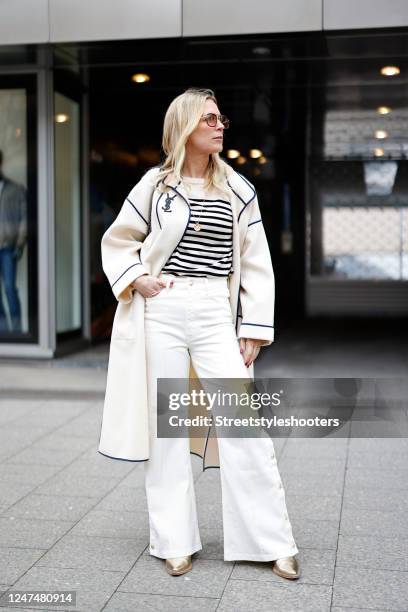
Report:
55,113,69,123
132,73,150,83
377,106,391,115
375,130,388,139
249,149,262,159
227,149,240,159
380,66,400,76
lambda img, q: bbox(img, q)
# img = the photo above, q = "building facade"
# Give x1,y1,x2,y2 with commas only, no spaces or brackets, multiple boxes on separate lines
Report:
0,1,408,357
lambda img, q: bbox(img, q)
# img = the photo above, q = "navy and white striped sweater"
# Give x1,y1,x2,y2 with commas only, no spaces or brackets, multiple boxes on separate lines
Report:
161,176,233,277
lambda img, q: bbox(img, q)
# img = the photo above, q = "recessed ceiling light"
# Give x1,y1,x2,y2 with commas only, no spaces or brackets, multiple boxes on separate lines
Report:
227,149,240,159
249,149,262,159
375,130,388,139
380,66,400,76
55,113,69,123
132,73,150,83
377,106,392,115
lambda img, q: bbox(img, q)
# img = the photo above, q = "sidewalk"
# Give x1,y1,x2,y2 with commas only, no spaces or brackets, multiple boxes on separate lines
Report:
0,328,407,611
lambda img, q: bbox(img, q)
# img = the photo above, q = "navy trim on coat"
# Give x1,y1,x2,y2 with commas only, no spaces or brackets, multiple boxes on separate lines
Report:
248,219,262,227
155,192,164,229
98,450,148,462
240,322,274,328
126,198,148,225
111,262,143,288
227,173,257,222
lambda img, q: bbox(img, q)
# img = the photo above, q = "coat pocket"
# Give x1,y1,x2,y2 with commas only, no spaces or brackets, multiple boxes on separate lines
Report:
110,297,141,340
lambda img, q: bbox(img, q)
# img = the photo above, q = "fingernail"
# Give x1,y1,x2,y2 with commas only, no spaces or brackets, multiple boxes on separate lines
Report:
240,348,243,353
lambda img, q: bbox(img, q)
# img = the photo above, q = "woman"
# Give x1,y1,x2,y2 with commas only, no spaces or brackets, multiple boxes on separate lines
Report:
99,87,300,578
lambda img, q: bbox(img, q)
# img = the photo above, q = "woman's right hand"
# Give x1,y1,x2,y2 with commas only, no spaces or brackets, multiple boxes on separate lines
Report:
131,274,170,298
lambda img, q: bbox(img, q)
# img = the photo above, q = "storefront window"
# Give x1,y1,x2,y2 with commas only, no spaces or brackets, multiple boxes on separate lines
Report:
0,77,37,341
309,108,408,281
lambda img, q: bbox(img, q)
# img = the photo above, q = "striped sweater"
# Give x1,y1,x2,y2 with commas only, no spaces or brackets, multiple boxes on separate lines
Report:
161,176,233,277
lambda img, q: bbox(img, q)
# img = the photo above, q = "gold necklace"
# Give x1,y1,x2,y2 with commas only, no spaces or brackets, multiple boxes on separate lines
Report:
182,177,205,231
193,201,206,231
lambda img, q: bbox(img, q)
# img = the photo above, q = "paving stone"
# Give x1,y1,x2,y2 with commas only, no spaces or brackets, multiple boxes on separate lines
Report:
231,548,335,585
2,494,96,522
70,509,149,539
0,547,46,584
0,482,38,508
348,438,408,453
340,508,408,539
104,591,220,612
285,493,342,522
119,555,232,598
331,608,394,611
29,434,94,454
0,427,52,460
0,516,72,548
11,566,125,612
290,519,339,550
0,463,61,486
280,470,344,497
0,399,44,425
345,467,408,490
278,438,348,460
2,444,91,468
34,471,119,498
218,579,332,611
9,401,87,430
54,413,102,438
343,486,408,513
115,465,147,488
61,450,135,480
95,484,148,513
347,449,408,470
197,501,224,529
337,534,408,572
36,534,146,572
333,565,408,611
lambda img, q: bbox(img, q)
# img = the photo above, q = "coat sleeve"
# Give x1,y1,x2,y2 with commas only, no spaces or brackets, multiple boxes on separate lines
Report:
101,170,156,304
237,192,275,346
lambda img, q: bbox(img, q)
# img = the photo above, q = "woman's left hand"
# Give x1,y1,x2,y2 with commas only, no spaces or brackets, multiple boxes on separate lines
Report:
239,338,264,367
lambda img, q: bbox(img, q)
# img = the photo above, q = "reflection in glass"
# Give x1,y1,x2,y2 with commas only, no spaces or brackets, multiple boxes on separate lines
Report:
0,89,28,335
310,107,408,281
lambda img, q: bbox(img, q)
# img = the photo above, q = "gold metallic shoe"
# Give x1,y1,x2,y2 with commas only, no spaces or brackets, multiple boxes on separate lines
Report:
272,555,300,580
165,555,192,576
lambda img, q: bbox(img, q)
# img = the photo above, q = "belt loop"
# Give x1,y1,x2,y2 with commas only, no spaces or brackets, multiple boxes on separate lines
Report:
166,277,172,291
205,277,209,296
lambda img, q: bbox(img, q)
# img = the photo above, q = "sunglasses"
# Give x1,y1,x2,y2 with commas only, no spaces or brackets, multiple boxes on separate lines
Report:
200,113,230,129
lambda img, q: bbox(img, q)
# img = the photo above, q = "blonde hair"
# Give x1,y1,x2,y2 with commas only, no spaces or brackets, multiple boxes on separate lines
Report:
154,87,233,198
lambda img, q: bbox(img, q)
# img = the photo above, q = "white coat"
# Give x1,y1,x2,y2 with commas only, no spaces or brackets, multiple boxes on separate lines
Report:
98,165,275,469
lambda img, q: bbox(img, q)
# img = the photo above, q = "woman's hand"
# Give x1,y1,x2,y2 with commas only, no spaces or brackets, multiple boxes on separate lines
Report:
131,274,172,298
239,338,264,367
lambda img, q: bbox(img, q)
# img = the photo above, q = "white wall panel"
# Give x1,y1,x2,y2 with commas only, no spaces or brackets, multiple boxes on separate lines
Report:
324,0,408,30
0,0,49,44
49,0,181,43
183,0,322,36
